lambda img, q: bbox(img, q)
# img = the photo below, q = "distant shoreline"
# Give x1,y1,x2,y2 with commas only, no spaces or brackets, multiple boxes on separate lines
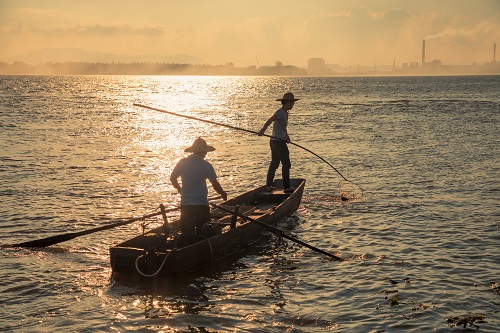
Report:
1,61,498,76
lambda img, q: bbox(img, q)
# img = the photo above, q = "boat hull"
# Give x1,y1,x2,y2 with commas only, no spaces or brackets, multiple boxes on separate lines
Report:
110,178,305,277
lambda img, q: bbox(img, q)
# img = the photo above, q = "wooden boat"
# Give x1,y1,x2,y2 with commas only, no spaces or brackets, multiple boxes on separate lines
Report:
110,178,305,277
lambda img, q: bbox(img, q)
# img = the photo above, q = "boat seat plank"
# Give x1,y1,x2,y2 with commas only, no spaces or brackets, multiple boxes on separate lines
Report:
215,207,257,225
211,205,257,218
255,191,292,203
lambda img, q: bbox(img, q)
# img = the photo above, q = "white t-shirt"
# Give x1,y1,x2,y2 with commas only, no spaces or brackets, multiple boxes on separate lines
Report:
171,154,217,205
271,107,288,141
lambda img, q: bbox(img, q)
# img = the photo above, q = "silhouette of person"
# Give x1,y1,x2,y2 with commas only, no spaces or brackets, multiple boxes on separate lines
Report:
258,92,299,193
170,137,227,240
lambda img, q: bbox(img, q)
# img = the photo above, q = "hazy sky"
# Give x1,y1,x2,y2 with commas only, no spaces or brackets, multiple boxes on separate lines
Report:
1,0,499,67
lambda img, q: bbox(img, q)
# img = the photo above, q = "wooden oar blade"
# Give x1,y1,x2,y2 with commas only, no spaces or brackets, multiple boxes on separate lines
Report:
11,233,80,248
7,210,167,248
209,202,343,261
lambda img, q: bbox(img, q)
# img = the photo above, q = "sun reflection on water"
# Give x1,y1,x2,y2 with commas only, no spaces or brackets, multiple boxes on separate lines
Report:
124,76,272,204
2,75,499,332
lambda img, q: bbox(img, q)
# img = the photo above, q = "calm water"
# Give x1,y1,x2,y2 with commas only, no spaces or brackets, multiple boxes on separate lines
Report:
0,75,499,332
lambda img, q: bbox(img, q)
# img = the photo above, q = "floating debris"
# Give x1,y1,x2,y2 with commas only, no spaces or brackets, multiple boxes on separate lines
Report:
411,303,432,311
380,289,398,294
388,293,399,306
490,281,499,294
388,277,411,284
447,314,485,329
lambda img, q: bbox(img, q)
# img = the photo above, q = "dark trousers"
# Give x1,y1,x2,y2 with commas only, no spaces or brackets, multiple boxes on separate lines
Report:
266,139,291,189
180,205,211,236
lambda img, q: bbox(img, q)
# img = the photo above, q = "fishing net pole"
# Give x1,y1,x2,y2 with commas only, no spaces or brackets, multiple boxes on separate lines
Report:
133,103,363,199
290,141,363,200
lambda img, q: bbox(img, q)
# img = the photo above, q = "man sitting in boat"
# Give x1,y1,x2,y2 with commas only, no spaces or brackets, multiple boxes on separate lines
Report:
170,137,228,243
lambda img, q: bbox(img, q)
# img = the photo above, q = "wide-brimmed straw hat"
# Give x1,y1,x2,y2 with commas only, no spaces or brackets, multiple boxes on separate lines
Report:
276,92,300,102
184,137,216,153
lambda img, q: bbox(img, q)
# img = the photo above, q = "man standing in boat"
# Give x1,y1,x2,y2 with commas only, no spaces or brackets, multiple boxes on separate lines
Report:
258,92,299,193
170,137,227,241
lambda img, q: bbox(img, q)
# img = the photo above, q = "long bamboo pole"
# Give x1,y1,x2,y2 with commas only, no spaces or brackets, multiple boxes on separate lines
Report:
133,103,350,182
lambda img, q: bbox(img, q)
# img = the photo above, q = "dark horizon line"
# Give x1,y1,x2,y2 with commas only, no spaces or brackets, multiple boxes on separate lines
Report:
1,58,497,68
0,60,498,76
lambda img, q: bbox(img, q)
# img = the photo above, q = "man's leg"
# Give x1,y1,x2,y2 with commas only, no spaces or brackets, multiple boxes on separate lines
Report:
275,141,291,189
193,205,211,235
266,140,281,187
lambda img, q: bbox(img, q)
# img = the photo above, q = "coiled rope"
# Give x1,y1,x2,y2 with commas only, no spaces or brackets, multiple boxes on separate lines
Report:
134,235,214,277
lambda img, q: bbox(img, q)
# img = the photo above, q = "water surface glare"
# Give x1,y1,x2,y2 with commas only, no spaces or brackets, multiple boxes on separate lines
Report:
0,75,499,332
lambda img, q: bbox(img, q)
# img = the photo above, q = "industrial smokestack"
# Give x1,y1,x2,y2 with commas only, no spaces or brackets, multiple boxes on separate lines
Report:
494,43,497,64
422,40,426,66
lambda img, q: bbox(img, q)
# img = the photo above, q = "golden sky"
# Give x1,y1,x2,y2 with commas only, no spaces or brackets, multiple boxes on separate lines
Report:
1,0,499,67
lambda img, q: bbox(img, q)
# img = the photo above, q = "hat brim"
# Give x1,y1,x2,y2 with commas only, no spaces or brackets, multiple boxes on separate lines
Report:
184,146,216,153
276,98,300,102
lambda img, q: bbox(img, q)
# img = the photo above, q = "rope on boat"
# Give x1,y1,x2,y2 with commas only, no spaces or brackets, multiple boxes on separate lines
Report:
186,234,215,261
134,235,215,278
134,250,173,278
199,235,214,262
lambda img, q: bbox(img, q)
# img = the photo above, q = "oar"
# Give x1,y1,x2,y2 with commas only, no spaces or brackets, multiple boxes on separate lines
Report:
7,195,224,248
133,104,356,185
209,202,343,261
7,207,180,248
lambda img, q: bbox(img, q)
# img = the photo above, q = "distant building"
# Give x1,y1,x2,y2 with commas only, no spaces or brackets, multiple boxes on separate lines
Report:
325,63,340,73
402,62,420,71
423,59,442,72
307,58,326,75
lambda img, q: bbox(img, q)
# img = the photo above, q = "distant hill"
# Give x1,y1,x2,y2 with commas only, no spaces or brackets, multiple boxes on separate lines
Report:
1,48,204,65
